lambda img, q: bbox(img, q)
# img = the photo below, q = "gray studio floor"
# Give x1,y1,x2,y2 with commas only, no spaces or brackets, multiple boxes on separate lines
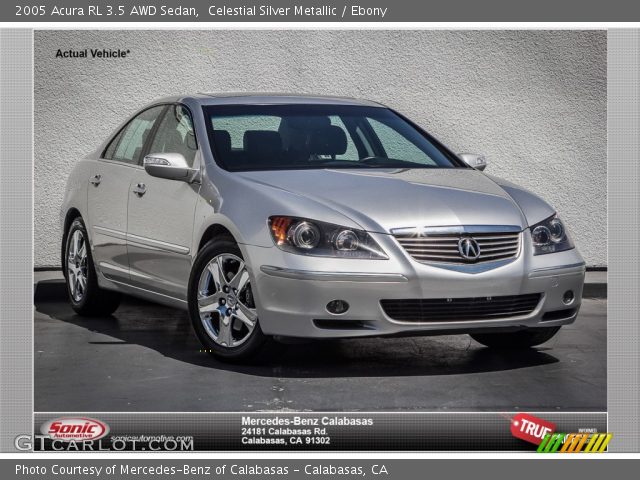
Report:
34,271,606,413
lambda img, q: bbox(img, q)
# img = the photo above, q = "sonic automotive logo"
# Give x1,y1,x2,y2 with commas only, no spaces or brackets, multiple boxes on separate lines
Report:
40,417,109,442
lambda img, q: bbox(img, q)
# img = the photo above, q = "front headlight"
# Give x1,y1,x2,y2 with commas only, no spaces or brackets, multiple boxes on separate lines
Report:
269,216,387,259
530,215,574,255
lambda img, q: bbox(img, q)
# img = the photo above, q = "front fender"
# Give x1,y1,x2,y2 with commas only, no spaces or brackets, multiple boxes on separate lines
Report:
488,174,556,227
195,167,364,251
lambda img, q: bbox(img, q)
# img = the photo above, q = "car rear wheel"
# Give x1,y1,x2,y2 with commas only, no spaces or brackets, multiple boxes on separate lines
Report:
470,326,561,349
188,237,270,361
64,217,121,316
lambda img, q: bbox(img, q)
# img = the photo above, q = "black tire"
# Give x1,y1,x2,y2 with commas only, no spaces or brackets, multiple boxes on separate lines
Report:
188,237,270,361
470,326,561,349
63,217,121,316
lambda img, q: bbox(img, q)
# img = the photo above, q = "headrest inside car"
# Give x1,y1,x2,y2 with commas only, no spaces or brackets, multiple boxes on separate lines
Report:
213,130,231,154
309,125,348,156
281,116,331,132
243,130,283,157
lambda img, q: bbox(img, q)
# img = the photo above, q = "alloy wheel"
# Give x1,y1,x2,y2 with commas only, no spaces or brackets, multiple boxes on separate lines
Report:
67,229,88,302
197,253,258,348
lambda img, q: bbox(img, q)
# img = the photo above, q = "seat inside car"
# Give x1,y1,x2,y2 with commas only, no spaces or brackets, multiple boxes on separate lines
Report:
243,130,285,167
212,130,232,157
279,116,331,163
131,129,152,163
164,129,187,153
308,125,348,159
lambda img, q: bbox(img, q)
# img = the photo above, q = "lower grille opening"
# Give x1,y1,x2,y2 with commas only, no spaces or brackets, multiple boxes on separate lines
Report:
541,308,577,322
313,319,373,330
380,294,541,322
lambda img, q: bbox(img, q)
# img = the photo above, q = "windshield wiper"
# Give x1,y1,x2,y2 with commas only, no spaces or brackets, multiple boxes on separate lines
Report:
359,157,437,168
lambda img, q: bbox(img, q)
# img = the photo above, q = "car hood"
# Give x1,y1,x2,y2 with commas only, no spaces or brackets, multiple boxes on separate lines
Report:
236,168,550,233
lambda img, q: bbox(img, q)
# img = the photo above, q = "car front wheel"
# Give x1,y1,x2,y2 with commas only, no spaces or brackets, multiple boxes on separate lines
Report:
188,238,269,361
470,326,561,349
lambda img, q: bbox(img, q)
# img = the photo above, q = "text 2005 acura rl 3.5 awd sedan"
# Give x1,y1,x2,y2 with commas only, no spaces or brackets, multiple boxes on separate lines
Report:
61,94,585,360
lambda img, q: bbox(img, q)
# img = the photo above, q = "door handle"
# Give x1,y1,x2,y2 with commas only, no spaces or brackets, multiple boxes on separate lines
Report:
89,174,102,186
132,183,146,196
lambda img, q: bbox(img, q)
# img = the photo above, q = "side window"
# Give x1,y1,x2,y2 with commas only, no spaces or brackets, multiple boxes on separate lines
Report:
103,130,121,159
148,105,198,167
103,106,165,165
367,118,437,165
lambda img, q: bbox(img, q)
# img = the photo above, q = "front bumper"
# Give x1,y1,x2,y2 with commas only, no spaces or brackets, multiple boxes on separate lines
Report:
242,230,586,339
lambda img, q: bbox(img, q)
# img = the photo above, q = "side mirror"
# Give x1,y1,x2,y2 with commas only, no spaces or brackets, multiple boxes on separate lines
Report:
458,153,487,171
143,153,198,182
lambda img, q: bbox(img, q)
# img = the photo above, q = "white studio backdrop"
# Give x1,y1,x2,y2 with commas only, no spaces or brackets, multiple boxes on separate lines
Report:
34,30,606,267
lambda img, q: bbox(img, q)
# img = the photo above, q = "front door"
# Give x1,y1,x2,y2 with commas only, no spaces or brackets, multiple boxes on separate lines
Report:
126,104,200,300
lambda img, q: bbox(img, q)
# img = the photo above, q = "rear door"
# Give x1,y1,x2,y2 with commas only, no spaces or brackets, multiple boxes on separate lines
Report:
87,105,166,283
126,104,200,300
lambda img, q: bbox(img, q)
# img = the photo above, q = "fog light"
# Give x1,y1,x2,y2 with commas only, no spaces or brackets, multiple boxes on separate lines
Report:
326,299,349,315
563,290,575,305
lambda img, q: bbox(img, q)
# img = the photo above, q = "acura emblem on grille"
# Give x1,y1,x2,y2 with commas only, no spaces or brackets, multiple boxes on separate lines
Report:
458,237,481,261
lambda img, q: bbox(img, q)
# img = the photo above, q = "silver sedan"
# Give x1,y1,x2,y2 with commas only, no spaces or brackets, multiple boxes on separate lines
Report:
61,94,585,360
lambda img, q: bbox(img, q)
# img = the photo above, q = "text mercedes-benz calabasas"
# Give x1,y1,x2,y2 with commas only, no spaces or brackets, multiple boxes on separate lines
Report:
61,94,585,360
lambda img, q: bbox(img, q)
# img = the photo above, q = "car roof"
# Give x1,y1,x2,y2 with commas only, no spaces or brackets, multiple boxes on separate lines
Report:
152,93,386,107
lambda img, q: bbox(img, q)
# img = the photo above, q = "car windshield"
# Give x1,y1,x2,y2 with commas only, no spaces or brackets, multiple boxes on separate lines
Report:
203,104,464,171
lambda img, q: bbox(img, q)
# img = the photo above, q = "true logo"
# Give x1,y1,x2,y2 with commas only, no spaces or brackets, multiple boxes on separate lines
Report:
40,417,109,442
510,413,556,445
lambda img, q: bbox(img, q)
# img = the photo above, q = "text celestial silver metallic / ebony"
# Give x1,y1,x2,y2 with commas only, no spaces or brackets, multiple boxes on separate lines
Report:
61,94,585,360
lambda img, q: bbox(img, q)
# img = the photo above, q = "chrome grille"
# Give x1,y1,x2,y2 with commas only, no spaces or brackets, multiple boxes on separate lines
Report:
381,294,541,322
394,230,521,264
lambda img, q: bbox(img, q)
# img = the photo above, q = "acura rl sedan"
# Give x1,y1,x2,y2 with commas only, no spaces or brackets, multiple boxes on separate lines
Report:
61,94,585,360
